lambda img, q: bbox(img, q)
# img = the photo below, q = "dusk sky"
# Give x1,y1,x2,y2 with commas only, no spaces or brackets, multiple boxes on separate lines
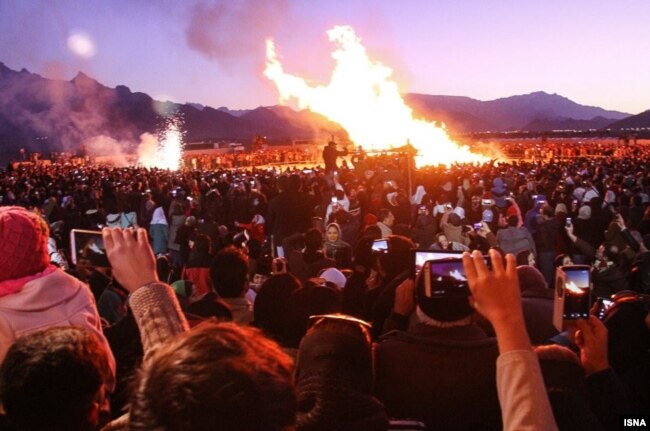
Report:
1,0,649,114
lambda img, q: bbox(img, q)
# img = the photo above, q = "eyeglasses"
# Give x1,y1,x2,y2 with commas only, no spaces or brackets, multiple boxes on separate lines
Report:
308,313,372,330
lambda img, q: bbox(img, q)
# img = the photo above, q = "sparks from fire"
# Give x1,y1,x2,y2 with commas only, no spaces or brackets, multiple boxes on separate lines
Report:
264,25,488,167
137,117,184,171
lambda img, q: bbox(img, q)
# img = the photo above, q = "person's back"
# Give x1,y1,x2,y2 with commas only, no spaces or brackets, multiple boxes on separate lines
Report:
0,207,115,379
374,273,501,430
497,216,536,257
267,176,311,244
375,324,500,430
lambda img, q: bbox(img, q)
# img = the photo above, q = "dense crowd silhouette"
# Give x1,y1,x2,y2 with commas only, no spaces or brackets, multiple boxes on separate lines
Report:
0,139,649,430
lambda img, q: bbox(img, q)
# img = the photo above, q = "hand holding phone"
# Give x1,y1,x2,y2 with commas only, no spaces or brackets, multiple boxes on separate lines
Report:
272,257,288,274
394,278,416,316
102,228,158,293
462,250,524,334
575,316,610,376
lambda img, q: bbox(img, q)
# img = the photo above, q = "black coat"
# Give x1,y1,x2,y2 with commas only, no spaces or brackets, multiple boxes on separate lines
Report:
374,324,501,430
267,191,311,244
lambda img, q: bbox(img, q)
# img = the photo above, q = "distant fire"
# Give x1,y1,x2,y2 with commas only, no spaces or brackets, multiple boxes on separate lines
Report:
264,25,488,167
137,117,184,170
565,281,587,295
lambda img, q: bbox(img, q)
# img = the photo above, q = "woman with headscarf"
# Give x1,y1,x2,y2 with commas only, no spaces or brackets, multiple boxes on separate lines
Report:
0,206,115,382
149,206,169,256
324,223,352,269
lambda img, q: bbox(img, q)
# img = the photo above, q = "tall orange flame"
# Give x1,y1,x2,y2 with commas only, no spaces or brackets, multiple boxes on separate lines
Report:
264,25,488,167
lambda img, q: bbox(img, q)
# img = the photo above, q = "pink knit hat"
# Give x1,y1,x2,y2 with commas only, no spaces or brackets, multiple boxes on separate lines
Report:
0,206,51,282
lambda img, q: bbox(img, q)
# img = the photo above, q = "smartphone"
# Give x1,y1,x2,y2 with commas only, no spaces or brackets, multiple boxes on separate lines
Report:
596,297,614,320
70,229,110,267
411,249,464,277
565,217,572,227
473,222,482,231
553,265,592,330
481,199,491,206
422,259,470,298
372,239,389,252
276,246,285,259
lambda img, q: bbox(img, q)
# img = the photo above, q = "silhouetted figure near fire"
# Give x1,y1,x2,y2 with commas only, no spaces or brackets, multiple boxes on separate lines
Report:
322,141,348,173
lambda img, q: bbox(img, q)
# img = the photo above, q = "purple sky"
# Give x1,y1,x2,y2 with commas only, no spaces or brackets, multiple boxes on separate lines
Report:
1,0,649,114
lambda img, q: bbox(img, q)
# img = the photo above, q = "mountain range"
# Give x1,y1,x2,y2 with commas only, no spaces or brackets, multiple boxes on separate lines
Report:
1,61,648,162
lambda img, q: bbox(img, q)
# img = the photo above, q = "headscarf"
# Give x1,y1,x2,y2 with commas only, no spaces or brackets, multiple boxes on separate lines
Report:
151,206,168,225
324,223,349,249
411,185,426,205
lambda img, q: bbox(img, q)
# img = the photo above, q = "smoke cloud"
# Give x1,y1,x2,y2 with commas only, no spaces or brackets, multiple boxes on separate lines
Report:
185,0,289,72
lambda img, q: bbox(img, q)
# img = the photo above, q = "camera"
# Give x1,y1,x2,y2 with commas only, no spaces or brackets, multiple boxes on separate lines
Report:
553,265,592,330
422,259,470,298
595,297,614,320
481,199,491,206
412,249,463,277
70,229,110,268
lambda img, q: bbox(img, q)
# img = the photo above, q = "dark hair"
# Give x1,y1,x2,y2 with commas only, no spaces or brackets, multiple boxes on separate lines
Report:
378,235,414,277
193,233,212,254
362,225,382,240
211,246,249,298
516,250,532,266
0,327,111,431
377,208,392,223
542,205,554,218
283,285,342,348
303,228,324,264
507,215,518,227
254,273,302,344
129,322,296,431
448,213,461,227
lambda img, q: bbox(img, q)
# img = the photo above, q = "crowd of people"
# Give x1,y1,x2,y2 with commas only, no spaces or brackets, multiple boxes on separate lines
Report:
184,146,322,171
0,138,649,430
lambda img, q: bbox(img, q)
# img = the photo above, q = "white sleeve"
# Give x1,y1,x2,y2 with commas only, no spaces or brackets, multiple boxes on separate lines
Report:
496,349,558,431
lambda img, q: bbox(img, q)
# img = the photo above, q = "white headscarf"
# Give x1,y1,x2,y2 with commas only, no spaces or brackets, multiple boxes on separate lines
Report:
411,185,426,205
151,207,168,225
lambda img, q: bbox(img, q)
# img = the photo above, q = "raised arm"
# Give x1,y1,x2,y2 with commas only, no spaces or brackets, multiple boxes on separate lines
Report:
103,228,189,362
463,250,558,431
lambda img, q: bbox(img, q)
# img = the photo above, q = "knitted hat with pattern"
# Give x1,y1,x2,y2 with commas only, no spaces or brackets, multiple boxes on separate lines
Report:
0,206,50,282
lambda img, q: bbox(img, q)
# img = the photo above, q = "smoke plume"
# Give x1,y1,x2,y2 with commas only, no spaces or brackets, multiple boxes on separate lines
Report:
185,0,289,71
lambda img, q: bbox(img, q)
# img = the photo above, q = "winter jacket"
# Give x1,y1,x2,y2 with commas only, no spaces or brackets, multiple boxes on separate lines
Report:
0,268,115,384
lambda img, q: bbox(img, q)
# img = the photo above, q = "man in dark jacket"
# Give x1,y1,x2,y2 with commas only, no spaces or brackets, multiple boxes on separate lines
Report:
374,273,501,430
534,205,559,287
322,141,348,174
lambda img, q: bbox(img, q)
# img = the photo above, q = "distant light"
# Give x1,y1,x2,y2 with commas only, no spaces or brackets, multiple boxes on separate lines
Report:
67,31,96,59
